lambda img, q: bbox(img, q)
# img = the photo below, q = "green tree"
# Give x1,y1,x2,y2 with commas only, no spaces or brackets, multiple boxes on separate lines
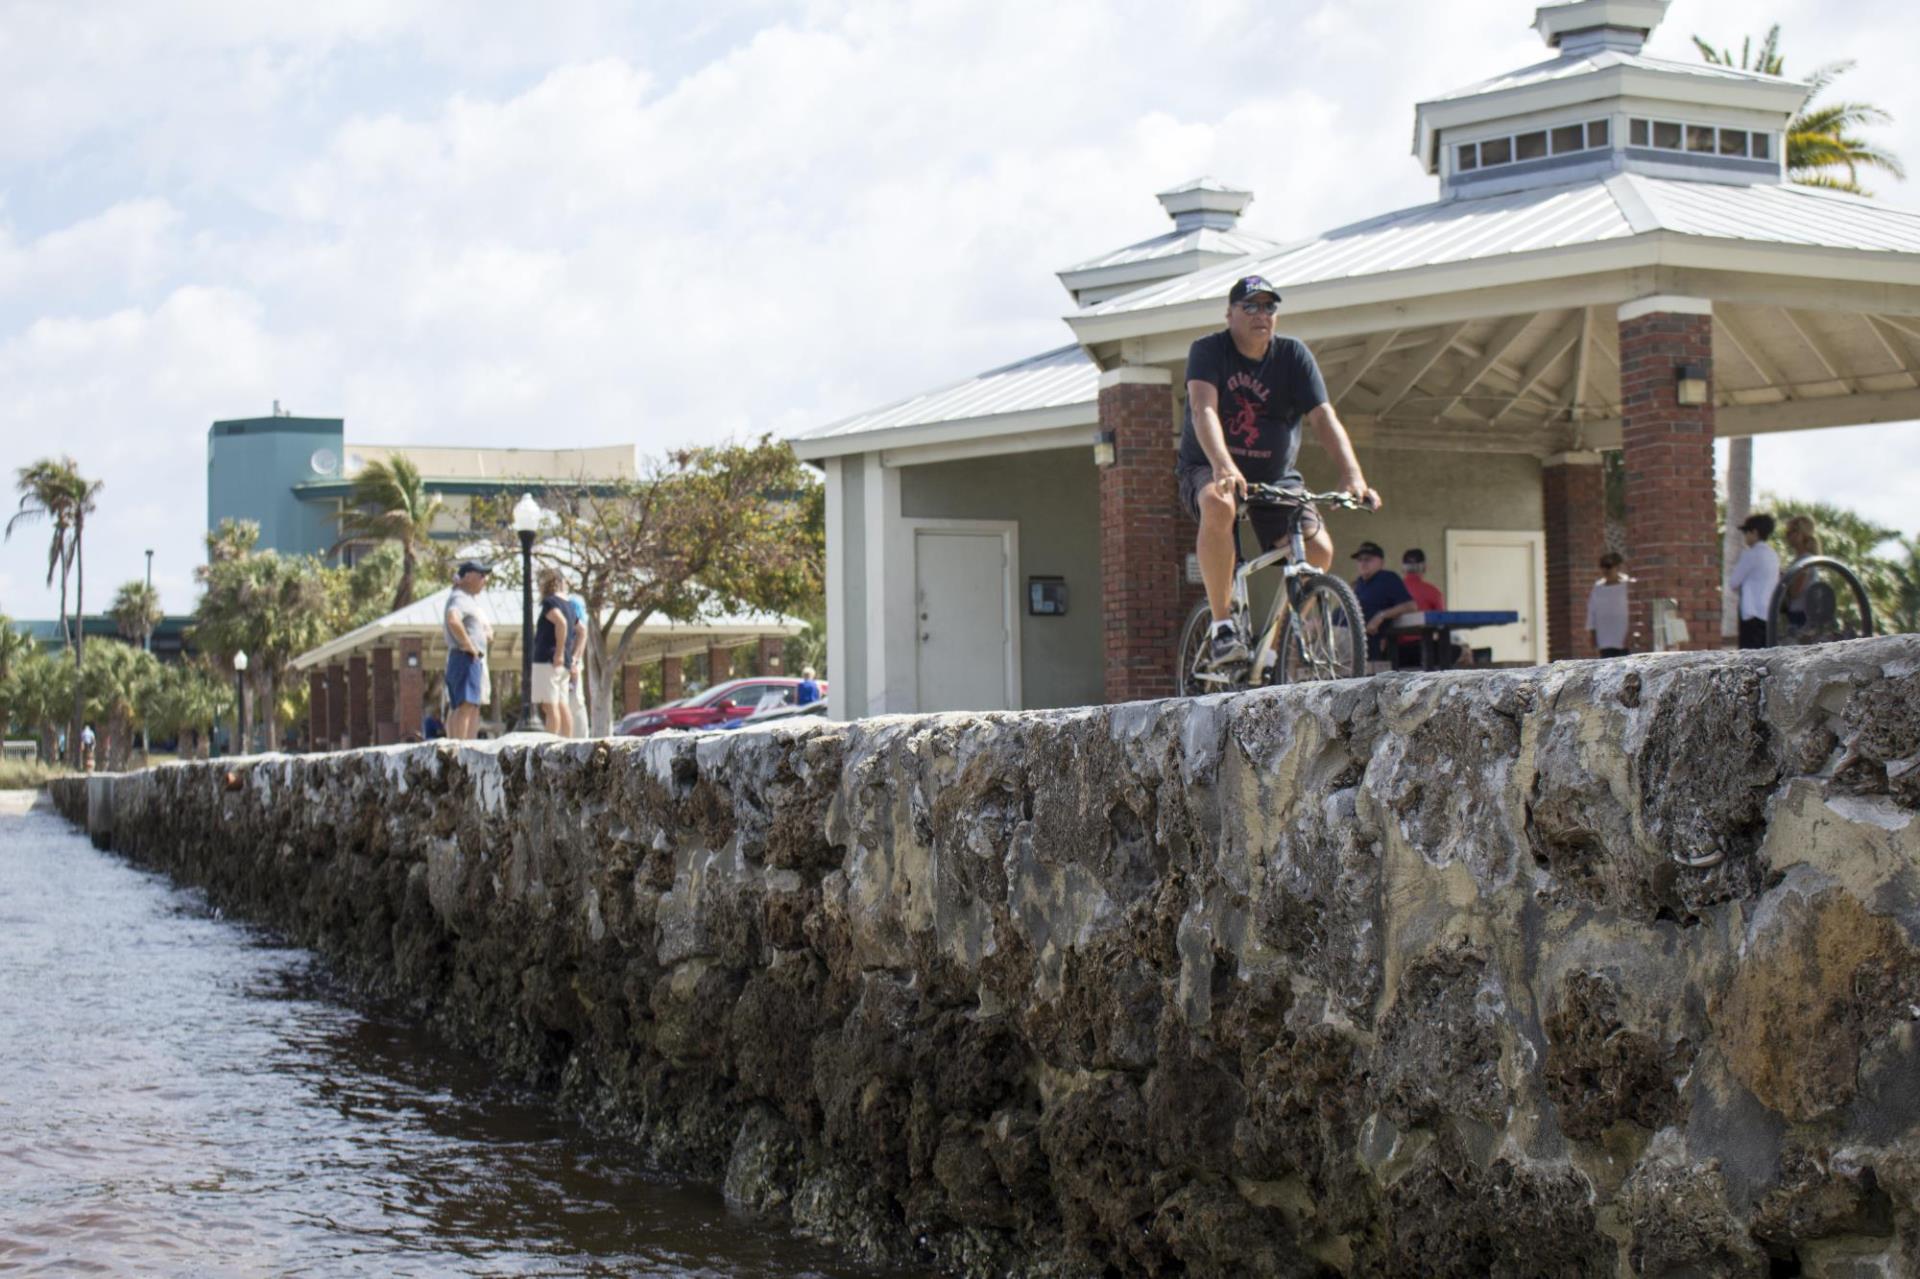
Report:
0,618,32,737
1694,26,1905,194
471,438,824,734
1875,536,1920,635
4,647,73,763
109,579,163,647
1757,493,1915,634
334,456,447,612
81,640,160,770
7,459,79,652
192,528,337,752
144,660,231,760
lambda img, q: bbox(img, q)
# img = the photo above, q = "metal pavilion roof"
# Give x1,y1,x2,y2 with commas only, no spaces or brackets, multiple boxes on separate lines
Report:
1060,225,1281,274
790,344,1098,448
1081,174,1920,318
1425,48,1797,104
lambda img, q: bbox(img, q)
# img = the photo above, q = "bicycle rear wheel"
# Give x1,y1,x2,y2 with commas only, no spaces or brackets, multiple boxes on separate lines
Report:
1276,572,1365,684
1177,601,1251,696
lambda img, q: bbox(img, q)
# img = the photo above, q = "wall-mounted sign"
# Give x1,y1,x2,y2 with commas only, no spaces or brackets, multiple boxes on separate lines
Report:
1028,576,1068,616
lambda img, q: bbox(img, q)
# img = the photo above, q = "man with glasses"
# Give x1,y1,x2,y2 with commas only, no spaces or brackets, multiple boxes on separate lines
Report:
1178,274,1378,669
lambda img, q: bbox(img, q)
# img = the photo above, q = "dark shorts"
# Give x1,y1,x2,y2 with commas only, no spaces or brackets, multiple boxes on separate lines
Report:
1738,617,1769,650
1599,647,1629,658
1177,463,1319,551
446,649,487,708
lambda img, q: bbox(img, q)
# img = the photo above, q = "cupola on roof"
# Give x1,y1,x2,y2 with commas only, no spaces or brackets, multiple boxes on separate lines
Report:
1413,0,1810,201
1055,178,1279,307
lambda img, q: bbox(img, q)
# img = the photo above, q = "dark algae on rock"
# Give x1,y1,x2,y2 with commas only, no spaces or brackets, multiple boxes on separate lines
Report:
54,636,1920,1277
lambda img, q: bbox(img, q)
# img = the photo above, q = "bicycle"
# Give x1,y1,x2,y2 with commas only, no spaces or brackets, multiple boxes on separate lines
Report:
1175,485,1372,696
1765,554,1875,647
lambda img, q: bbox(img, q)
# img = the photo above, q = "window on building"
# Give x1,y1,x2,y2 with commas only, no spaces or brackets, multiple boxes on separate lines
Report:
1456,118,1609,175
1550,124,1584,154
1480,136,1512,166
1632,118,1774,163
1630,118,1649,146
1718,128,1749,156
1652,120,1683,149
1515,130,1548,161
1457,143,1478,171
1588,119,1610,148
1751,132,1771,159
1687,125,1715,153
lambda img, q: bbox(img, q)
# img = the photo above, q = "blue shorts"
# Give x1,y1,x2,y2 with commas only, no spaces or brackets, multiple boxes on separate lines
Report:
445,650,487,708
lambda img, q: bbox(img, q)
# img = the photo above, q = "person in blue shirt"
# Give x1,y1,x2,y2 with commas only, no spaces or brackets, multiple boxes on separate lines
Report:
1350,541,1416,662
795,666,821,706
565,596,589,735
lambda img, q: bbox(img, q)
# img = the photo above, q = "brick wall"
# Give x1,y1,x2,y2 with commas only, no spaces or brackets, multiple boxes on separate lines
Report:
1618,310,1719,650
662,655,684,703
1099,372,1179,703
397,638,425,738
308,671,329,750
347,654,372,748
326,663,348,750
757,636,784,676
371,646,397,745
1542,455,1608,660
707,645,733,685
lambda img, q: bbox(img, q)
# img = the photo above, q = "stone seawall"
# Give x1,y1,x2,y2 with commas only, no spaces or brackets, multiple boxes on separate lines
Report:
49,639,1920,1278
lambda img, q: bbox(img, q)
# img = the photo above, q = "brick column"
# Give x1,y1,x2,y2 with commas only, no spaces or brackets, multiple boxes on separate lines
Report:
757,636,784,676
662,655,684,703
707,644,733,685
1098,365,1179,703
371,646,398,745
1542,452,1608,661
622,663,643,715
346,654,372,748
397,637,425,737
308,670,329,751
1618,299,1720,651
326,663,349,750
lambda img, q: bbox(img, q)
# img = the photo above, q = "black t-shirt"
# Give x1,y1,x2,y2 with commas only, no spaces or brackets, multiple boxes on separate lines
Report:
1177,331,1329,484
532,594,568,663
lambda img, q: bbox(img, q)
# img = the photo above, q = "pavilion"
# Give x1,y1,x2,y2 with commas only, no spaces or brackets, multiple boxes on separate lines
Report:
793,0,1920,714
288,587,805,746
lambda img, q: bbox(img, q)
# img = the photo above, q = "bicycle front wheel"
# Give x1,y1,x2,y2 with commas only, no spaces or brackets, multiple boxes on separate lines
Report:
1177,601,1251,697
1276,572,1366,684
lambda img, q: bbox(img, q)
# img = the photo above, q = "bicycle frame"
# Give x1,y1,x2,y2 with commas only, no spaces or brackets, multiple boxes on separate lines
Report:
1232,522,1316,682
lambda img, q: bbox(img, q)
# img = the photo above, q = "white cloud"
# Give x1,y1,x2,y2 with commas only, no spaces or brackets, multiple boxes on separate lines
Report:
2,0,1918,623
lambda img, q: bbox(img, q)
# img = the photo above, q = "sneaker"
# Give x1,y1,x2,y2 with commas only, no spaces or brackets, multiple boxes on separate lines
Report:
1208,624,1250,668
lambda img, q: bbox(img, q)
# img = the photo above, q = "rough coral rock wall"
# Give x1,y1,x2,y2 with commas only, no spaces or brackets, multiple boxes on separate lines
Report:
51,638,1920,1278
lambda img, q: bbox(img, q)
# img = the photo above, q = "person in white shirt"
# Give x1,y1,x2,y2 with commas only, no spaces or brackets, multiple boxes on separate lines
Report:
1585,552,1632,657
1727,513,1781,649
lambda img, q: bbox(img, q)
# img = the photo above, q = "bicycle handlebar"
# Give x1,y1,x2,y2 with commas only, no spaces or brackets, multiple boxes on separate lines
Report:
1241,484,1377,512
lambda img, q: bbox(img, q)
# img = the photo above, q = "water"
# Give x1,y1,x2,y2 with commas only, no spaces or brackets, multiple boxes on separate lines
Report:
0,793,916,1278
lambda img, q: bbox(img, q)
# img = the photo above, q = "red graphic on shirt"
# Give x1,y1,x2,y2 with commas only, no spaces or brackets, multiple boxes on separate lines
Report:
1226,396,1260,447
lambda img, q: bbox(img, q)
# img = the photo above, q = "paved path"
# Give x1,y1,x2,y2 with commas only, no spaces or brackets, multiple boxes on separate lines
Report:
0,788,43,818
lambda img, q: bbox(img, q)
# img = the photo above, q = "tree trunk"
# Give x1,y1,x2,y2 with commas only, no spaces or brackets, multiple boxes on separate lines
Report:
69,515,85,769
588,623,615,737
263,668,279,752
1722,437,1753,640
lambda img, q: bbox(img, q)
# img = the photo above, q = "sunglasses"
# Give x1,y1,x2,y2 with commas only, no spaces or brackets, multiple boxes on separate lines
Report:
1236,300,1280,316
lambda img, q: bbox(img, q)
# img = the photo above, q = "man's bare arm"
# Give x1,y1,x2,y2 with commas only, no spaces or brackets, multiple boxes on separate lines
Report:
1187,381,1245,498
446,609,479,656
1304,402,1376,504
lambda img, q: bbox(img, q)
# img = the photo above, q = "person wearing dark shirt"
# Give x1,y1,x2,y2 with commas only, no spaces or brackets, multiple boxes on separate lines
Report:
1351,541,1415,663
1178,274,1379,669
530,567,573,736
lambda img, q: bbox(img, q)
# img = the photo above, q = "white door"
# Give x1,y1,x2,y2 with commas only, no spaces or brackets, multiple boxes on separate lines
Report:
915,530,1012,712
1445,530,1546,664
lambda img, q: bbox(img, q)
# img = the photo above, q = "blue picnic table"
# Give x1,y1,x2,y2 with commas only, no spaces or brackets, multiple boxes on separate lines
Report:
1389,610,1521,670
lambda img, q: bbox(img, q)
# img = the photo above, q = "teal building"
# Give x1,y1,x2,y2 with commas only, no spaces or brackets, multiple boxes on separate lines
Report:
206,415,346,558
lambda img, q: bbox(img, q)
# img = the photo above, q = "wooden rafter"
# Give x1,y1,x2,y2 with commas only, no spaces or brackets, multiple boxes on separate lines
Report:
1715,309,1794,401
1570,307,1594,420
1877,314,1920,345
1778,309,1855,393
1371,322,1471,417
1328,330,1399,403
1491,310,1582,423
1862,316,1920,387
1433,314,1535,420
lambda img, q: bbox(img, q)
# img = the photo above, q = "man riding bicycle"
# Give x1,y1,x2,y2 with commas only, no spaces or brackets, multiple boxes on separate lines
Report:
1179,274,1379,669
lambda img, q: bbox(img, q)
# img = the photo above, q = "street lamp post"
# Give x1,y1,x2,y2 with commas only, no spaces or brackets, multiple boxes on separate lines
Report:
511,493,543,734
233,650,250,755
143,549,154,653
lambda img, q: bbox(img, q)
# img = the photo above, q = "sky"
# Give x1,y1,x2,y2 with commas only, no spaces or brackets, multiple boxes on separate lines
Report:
2,0,1916,620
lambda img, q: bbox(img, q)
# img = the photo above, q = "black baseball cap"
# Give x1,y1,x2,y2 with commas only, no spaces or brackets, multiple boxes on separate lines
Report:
1351,541,1386,560
1402,548,1427,566
1228,275,1282,305
456,561,492,578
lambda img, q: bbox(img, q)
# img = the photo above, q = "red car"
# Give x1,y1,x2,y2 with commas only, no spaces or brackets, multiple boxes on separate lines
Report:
615,677,826,737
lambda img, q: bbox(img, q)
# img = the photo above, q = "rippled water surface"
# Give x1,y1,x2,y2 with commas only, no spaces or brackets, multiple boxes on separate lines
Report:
0,793,916,1277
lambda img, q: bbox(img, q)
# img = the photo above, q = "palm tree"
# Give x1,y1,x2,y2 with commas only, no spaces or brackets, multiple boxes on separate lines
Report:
1878,536,1920,635
65,468,104,768
7,458,80,651
0,617,32,738
1694,26,1905,194
109,579,163,647
333,456,446,612
6,648,73,764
